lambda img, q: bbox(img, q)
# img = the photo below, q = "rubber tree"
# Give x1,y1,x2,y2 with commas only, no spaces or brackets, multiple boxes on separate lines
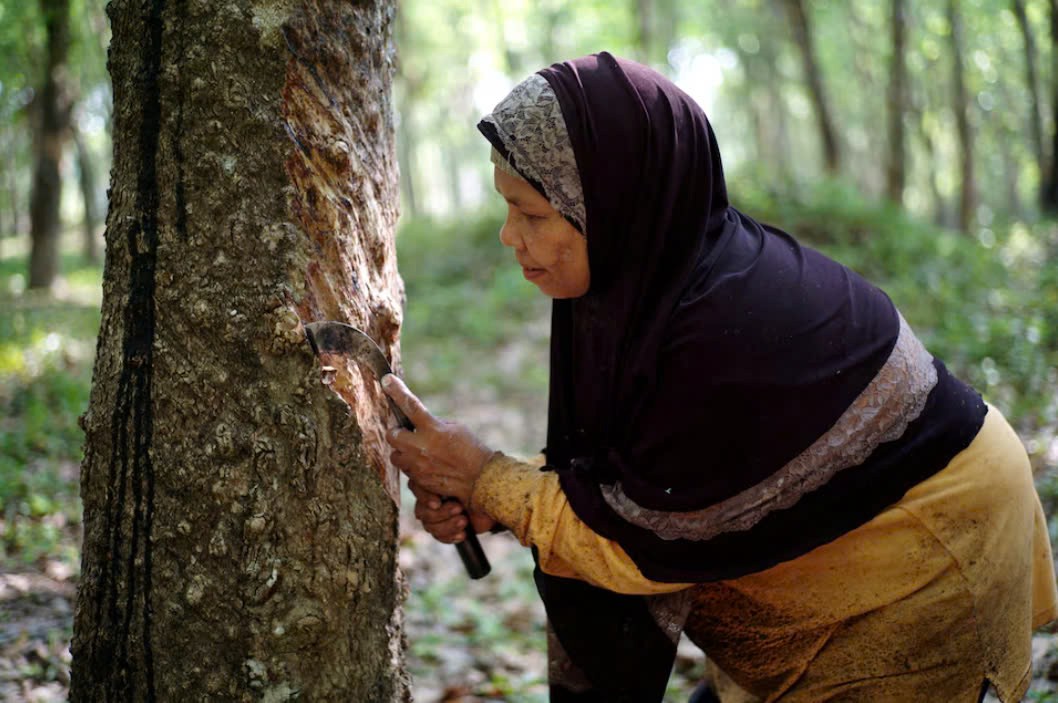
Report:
70,1,409,700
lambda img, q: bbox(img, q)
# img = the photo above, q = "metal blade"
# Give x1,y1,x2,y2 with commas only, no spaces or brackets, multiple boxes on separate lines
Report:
303,321,413,430
304,321,393,379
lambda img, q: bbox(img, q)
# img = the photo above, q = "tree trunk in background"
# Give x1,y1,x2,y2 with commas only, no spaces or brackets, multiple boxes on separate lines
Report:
1011,0,1045,206
912,100,949,227
486,0,519,75
761,12,793,184
886,0,908,205
635,0,655,63
397,112,419,219
1043,0,1058,213
443,143,464,212
0,131,14,257
73,128,99,263
27,0,72,289
70,1,409,700
782,0,841,174
948,0,976,232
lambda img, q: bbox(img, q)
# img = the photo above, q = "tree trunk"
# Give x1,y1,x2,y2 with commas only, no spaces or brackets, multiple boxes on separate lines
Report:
948,0,976,232
70,1,410,700
27,0,72,289
397,111,419,219
635,0,655,63
886,0,908,204
1011,0,1045,206
782,0,841,174
0,130,15,258
1043,0,1058,213
73,128,100,263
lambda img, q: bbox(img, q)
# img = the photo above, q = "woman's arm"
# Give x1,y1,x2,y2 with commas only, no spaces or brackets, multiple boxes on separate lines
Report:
471,452,690,595
382,375,689,595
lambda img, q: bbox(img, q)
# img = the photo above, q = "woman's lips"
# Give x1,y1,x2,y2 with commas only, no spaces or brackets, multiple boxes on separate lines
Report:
522,267,546,281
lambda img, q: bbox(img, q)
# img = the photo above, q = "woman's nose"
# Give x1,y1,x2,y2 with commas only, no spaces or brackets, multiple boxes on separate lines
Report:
499,219,524,250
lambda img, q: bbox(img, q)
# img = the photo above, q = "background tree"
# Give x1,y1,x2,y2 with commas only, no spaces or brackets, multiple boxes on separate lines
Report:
1044,0,1058,213
70,0,408,699
1012,0,1044,208
27,0,72,289
948,0,977,233
72,127,98,263
886,0,909,205
780,0,842,174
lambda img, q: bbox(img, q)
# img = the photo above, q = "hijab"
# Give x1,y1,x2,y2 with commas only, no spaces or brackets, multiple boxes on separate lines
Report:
478,53,982,582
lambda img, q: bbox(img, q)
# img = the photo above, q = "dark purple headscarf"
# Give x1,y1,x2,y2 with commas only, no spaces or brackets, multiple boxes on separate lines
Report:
478,53,983,583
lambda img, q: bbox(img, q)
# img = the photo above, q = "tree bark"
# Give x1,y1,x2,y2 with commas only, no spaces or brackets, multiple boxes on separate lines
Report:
27,0,72,289
70,1,410,700
73,128,100,263
886,0,908,204
781,0,841,174
948,0,976,232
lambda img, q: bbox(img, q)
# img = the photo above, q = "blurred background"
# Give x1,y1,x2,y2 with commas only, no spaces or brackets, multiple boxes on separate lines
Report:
2,0,1058,700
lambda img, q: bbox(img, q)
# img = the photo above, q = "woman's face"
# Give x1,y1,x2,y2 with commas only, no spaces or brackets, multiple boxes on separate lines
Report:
494,166,590,299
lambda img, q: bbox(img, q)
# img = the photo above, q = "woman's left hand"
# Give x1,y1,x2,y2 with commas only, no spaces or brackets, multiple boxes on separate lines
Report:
382,374,495,506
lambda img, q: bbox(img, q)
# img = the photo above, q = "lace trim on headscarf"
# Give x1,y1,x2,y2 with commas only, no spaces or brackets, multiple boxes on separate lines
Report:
480,74,587,232
600,314,938,541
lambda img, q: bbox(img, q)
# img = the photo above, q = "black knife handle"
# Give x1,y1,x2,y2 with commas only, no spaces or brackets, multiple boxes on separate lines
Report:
388,378,491,579
449,504,491,579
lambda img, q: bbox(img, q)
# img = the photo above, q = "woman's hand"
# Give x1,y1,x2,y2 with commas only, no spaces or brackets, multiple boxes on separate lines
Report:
408,480,496,543
382,375,497,529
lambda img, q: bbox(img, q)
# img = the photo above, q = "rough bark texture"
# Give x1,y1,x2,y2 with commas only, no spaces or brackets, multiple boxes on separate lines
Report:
886,0,908,204
783,0,841,174
948,0,976,232
70,1,409,700
27,0,72,289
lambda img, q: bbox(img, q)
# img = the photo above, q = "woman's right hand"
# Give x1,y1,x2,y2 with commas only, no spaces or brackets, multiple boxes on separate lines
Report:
409,479,496,544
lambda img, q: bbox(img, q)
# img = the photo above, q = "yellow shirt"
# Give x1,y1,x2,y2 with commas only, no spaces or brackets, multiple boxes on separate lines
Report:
470,405,1058,702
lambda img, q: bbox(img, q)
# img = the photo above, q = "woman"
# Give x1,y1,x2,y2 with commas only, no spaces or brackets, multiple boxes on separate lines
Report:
383,52,1058,702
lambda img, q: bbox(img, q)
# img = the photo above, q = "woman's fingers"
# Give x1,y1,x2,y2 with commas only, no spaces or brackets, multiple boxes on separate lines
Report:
381,375,434,429
407,479,441,510
414,500,468,543
415,497,465,525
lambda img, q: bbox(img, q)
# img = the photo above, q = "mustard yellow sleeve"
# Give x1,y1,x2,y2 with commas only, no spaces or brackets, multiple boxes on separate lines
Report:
470,452,691,595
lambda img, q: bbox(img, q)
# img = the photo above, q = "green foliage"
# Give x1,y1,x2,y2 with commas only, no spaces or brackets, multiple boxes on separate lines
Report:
0,252,99,568
397,210,550,396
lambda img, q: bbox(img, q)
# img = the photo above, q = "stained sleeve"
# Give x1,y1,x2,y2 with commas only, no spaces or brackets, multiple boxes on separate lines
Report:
470,452,691,595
